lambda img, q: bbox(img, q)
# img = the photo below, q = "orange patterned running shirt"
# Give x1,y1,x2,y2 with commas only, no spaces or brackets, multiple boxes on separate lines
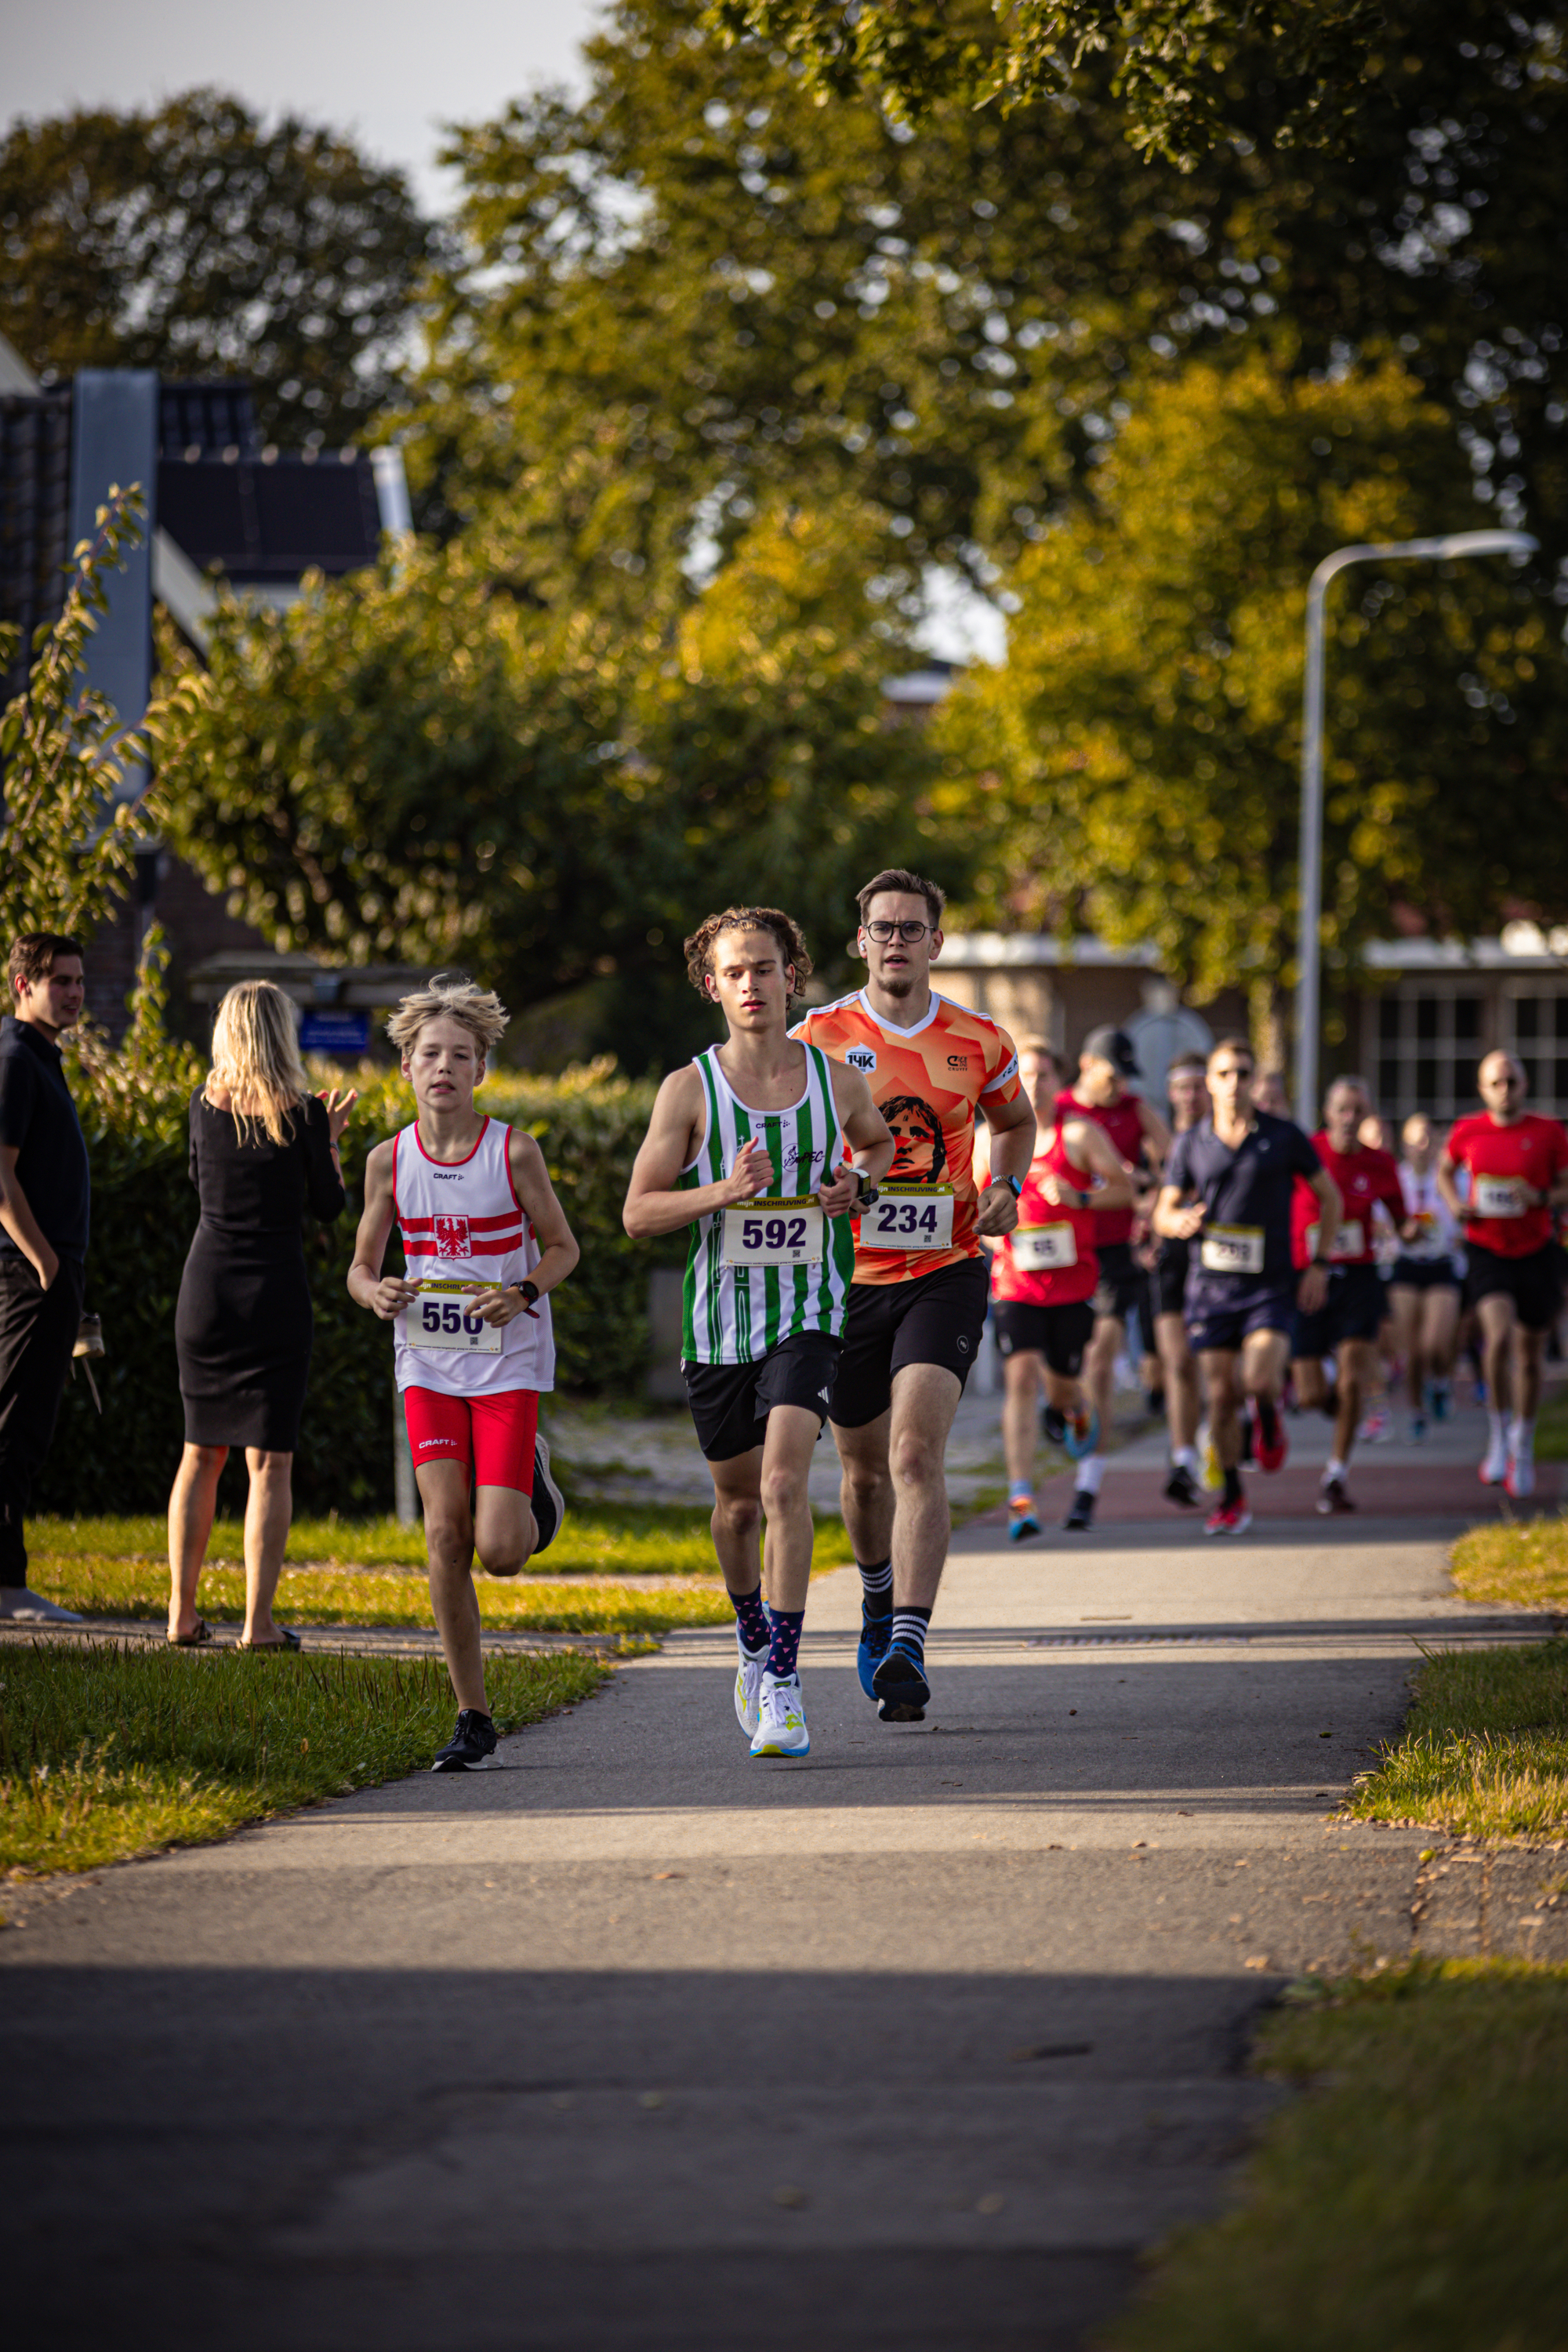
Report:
792,989,1023,1285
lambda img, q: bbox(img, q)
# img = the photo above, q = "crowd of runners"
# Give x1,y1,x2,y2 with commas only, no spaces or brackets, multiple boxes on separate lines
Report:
332,867,1568,1771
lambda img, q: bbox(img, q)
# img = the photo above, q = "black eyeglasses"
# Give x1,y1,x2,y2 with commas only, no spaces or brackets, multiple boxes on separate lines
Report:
866,920,930,944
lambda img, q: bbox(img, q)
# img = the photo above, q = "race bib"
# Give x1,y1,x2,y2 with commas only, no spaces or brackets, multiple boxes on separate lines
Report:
862,1185,956,1251
720,1197,824,1269
404,1279,503,1356
1200,1223,1265,1276
1012,1223,1078,1272
1327,1219,1364,1261
1475,1175,1526,1218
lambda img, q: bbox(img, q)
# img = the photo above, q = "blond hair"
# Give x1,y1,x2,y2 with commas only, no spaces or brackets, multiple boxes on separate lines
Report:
386,971,509,1060
208,981,310,1147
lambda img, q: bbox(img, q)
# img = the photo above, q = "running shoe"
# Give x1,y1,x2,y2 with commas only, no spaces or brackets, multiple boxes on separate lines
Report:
531,1432,565,1555
1042,1403,1068,1447
872,1641,930,1723
1248,1396,1288,1475
1008,1501,1042,1544
1065,1405,1100,1461
1428,1380,1452,1423
751,1672,810,1758
1359,1408,1392,1446
1406,1411,1428,1445
735,1633,769,1737
857,1606,893,1701
430,1708,501,1772
1479,1441,1509,1487
1062,1489,1096,1531
1204,1499,1253,1537
1163,1463,1200,1508
1317,1475,1356,1515
1199,1427,1224,1493
1504,1454,1536,1501
0,1590,82,1623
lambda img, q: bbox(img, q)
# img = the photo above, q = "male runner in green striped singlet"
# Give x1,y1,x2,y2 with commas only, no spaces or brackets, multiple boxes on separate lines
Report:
624,907,893,1759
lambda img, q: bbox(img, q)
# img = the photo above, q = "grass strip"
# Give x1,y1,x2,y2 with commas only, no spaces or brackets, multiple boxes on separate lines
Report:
1347,1639,1568,1841
1,1640,608,1880
1103,1958,1568,2352
1451,1512,1568,1612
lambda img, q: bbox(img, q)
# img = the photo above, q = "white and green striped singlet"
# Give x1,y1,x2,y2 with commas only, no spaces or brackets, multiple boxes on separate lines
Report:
679,1043,857,1365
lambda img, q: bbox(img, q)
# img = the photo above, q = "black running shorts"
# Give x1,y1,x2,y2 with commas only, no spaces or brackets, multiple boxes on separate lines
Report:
829,1255,990,1429
1388,1255,1461,1292
1148,1238,1190,1323
1292,1262,1387,1359
682,1330,843,1462
993,1298,1096,1379
1091,1239,1145,1323
1464,1241,1564,1334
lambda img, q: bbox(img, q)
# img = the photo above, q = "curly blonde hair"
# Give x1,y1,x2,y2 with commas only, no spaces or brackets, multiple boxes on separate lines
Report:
683,907,812,1002
386,972,510,1059
208,980,309,1148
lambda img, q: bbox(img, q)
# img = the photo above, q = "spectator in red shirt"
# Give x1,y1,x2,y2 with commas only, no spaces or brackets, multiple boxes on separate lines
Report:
1439,1051,1568,1497
1290,1077,1410,1514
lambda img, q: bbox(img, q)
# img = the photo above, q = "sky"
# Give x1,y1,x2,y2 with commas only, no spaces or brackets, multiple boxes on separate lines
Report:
6,0,602,212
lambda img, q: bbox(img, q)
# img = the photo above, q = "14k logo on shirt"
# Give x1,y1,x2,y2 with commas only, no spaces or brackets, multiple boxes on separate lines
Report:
434,1214,472,1258
847,1046,877,1073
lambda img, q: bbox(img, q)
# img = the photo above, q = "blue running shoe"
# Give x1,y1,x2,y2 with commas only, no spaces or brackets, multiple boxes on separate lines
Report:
872,1639,930,1723
1008,1501,1041,1543
857,1607,893,1702
1065,1405,1100,1461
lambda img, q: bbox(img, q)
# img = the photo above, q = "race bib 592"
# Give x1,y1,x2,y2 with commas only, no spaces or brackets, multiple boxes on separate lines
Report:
720,1198,824,1268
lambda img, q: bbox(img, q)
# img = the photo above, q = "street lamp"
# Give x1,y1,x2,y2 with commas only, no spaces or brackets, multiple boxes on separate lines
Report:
1294,527,1539,1127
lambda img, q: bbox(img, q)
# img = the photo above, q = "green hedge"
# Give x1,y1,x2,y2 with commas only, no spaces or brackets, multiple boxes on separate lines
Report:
38,1034,677,1519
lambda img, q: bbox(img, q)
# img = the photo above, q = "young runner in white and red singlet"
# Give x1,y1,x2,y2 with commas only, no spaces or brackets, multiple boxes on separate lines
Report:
1439,1050,1568,1496
977,1045,1134,1541
349,976,579,1770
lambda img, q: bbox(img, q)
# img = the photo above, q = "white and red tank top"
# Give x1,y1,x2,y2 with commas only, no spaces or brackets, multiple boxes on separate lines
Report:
390,1116,554,1396
989,1128,1100,1307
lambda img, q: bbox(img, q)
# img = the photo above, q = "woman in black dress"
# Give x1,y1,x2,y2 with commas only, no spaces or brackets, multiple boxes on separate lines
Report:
165,981,355,1649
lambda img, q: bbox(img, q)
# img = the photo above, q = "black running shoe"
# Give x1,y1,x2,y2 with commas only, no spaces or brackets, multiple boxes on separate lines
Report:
531,1432,564,1555
430,1708,501,1772
1042,1403,1068,1446
1063,1490,1096,1530
871,1640,930,1723
1163,1464,1200,1508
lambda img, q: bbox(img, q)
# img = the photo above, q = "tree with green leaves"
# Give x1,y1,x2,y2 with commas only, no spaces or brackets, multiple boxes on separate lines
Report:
0,89,440,448
1,488,201,943
937,348,1568,1040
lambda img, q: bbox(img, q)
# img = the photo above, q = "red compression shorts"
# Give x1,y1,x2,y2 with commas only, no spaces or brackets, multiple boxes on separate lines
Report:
401,1387,539,1491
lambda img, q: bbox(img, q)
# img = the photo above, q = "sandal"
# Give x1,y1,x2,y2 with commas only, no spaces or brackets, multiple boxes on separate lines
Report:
236,1627,303,1653
167,1618,212,1648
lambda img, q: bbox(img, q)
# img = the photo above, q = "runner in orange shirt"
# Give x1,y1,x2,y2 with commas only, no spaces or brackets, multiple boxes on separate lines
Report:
793,867,1035,1721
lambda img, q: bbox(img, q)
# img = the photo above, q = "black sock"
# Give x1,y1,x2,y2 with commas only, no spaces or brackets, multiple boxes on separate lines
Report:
891,1604,931,1664
1223,1465,1243,1508
858,1557,893,1620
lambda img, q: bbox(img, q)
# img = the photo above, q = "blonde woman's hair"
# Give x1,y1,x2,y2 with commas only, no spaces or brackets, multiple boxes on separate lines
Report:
209,980,310,1147
386,971,509,1061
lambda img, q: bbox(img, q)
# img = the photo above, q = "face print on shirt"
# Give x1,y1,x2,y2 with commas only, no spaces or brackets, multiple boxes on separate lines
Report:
882,1093,948,1185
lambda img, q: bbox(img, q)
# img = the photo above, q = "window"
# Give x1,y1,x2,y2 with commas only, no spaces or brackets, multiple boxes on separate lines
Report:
1504,990,1568,1116
1374,990,1485,1119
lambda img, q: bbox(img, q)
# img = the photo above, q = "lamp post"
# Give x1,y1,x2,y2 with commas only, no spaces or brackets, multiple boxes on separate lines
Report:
1294,527,1539,1127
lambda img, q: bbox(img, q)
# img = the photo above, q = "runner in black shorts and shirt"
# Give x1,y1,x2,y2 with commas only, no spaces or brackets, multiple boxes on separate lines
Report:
1147,1051,1209,1508
1153,1036,1341,1536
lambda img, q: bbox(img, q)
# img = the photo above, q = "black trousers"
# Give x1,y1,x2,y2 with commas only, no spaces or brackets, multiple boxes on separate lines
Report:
0,1254,84,1587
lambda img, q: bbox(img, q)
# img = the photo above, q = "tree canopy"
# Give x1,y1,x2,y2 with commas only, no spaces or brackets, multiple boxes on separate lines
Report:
0,89,439,448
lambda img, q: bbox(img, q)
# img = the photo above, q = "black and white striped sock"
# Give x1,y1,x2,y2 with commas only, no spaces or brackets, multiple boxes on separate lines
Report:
858,1557,893,1619
891,1605,931,1664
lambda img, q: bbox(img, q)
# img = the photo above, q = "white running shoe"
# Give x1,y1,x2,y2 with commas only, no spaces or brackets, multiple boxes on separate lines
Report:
734,1635,769,1738
750,1671,810,1758
1479,1439,1509,1487
0,1589,82,1623
1505,1453,1535,1501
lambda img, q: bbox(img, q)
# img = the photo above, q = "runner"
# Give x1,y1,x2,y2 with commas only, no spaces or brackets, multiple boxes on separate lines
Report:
1251,1071,1290,1116
1438,1051,1568,1497
1289,1078,1409,1514
793,868,1034,1722
1054,1029,1171,1527
622,907,893,1759
1152,1037,1341,1535
976,1047,1135,1539
1388,1112,1464,1440
348,976,578,1771
1148,1050,1209,1508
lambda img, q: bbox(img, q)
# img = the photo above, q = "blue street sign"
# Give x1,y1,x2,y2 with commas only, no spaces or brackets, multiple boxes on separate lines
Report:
298,1009,371,1056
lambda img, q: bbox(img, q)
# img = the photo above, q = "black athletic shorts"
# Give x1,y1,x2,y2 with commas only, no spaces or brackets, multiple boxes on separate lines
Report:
1149,1238,1189,1323
682,1330,843,1461
1388,1255,1462,1292
1092,1239,1144,1323
830,1254,990,1429
1293,1262,1387,1359
1464,1241,1564,1334
993,1298,1096,1380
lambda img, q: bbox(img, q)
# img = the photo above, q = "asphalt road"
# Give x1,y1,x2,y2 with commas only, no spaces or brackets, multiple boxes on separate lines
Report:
3,1399,1561,2351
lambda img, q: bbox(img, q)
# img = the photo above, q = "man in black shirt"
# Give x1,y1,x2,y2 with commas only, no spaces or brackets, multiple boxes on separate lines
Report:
1153,1036,1341,1536
0,933,91,1621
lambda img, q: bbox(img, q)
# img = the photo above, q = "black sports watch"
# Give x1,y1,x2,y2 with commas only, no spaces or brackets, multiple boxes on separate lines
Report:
514,1279,541,1308
1002,1173,1023,1200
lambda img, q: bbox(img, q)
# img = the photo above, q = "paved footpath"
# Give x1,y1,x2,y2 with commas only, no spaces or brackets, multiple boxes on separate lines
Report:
4,1398,1564,2351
